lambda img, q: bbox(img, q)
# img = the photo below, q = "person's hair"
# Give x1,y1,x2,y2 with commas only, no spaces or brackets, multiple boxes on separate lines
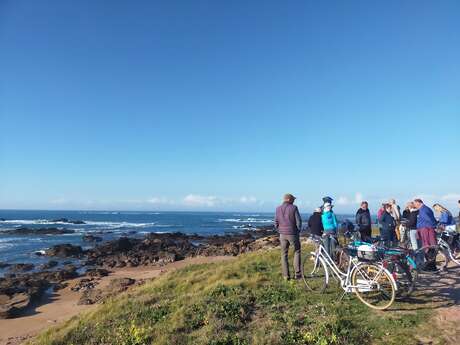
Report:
361,201,368,206
433,203,449,213
414,199,423,204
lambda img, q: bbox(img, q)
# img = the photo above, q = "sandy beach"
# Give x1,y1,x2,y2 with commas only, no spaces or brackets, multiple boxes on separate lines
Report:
0,256,235,345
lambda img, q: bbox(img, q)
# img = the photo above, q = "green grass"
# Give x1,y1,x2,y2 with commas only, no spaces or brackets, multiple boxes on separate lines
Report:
31,248,440,345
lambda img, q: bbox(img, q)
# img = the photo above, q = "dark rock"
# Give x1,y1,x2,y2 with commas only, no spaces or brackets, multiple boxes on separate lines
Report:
78,277,135,305
0,293,31,319
86,268,110,278
53,282,68,291
0,275,48,319
45,244,83,258
8,263,35,273
109,277,135,291
50,218,85,224
53,265,79,280
82,234,103,242
39,260,58,270
70,278,98,292
3,227,75,235
0,218,5,221
0,262,10,269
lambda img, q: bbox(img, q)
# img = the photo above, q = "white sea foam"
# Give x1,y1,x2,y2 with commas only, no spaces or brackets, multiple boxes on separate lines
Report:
0,219,158,229
1,219,51,225
0,243,14,250
83,220,156,228
218,218,273,223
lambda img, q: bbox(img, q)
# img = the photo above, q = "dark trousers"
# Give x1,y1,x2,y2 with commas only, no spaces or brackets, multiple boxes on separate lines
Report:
359,226,372,242
381,228,397,247
280,233,301,279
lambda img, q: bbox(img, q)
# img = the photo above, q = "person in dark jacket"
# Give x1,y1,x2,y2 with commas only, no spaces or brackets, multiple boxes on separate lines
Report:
402,203,411,221
308,208,324,237
380,204,396,247
355,201,372,242
275,193,302,280
405,202,423,265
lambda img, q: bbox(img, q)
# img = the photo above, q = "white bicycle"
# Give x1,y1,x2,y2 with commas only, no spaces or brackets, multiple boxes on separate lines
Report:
303,235,397,310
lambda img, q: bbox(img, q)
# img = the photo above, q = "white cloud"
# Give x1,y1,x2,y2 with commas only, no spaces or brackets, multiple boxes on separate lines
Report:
183,194,219,207
441,194,460,201
337,196,349,205
354,192,364,204
146,197,174,205
239,196,257,204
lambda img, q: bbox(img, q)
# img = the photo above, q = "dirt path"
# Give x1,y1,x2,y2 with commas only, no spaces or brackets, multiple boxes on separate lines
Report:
404,264,460,344
0,256,235,345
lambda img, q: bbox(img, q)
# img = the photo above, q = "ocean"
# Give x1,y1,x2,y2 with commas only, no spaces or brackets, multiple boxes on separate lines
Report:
0,210,356,271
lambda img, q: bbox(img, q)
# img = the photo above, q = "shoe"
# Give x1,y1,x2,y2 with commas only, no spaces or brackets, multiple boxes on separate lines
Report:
283,276,291,281
294,275,303,280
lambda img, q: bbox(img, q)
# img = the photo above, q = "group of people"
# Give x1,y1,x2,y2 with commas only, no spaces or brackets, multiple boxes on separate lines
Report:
274,193,460,280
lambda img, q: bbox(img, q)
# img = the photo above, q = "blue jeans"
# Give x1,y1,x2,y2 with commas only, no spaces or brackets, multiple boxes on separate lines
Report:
322,232,337,259
409,229,424,266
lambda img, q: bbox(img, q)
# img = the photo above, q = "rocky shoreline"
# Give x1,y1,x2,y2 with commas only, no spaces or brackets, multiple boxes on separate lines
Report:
0,226,279,319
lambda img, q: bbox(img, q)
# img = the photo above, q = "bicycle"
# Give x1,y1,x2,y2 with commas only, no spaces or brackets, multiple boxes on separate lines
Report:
303,235,397,310
436,227,460,267
340,234,418,297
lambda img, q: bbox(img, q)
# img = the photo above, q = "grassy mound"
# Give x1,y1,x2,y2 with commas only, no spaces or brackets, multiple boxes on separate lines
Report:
32,249,433,345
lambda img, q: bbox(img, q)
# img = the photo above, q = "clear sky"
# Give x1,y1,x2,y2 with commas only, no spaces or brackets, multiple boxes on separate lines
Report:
0,1,459,213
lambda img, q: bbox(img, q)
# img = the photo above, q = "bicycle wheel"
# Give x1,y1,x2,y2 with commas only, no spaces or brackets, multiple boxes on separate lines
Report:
302,254,328,293
351,263,395,310
435,248,448,270
393,261,415,297
447,247,460,266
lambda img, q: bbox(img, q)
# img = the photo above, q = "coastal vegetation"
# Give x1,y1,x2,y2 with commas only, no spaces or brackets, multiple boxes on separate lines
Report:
31,247,445,345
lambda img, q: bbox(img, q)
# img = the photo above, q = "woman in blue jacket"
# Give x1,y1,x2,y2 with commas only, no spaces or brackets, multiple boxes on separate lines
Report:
433,203,456,232
321,203,338,258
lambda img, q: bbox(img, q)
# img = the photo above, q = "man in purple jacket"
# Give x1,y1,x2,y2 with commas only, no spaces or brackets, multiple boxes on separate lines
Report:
275,193,302,280
414,199,438,270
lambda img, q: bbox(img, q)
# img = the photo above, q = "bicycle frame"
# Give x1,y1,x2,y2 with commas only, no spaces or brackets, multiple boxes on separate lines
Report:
310,242,397,294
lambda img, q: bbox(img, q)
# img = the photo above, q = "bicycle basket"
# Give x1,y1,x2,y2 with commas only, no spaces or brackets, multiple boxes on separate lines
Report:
347,244,381,261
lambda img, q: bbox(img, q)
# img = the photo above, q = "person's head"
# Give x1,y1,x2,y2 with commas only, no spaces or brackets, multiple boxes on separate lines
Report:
360,201,368,210
283,193,296,204
323,202,332,212
384,203,392,212
314,207,322,213
322,196,333,204
432,203,448,213
413,199,424,209
406,201,414,210
458,200,460,208
388,199,396,205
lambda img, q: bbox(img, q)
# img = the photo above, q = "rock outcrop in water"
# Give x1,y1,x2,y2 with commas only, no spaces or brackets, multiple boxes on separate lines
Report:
45,244,83,258
2,227,75,235
82,234,103,242
50,218,86,224
8,264,35,273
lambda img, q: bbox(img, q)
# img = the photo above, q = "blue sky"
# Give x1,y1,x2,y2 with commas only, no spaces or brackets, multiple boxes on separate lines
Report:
0,1,459,213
